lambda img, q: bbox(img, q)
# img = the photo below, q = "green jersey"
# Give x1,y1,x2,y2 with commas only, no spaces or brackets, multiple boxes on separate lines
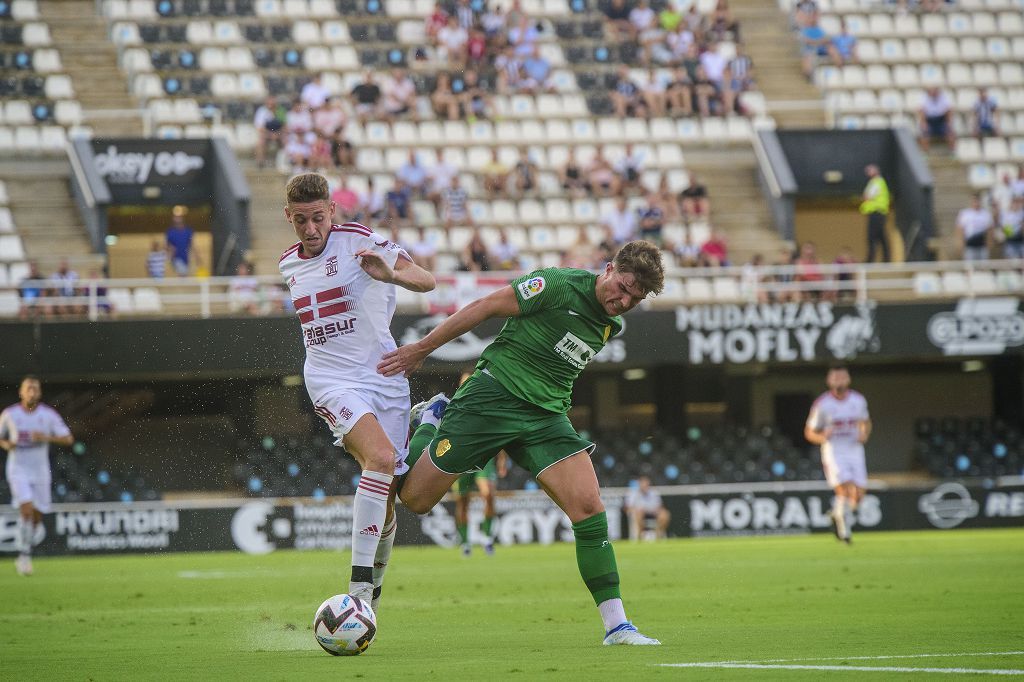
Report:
477,268,622,414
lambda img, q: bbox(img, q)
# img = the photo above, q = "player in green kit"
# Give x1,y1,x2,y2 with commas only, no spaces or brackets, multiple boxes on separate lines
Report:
453,453,506,556
380,241,664,646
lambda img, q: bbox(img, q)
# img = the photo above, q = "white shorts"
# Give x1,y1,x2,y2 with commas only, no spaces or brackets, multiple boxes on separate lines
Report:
6,467,52,513
314,389,410,476
821,450,867,489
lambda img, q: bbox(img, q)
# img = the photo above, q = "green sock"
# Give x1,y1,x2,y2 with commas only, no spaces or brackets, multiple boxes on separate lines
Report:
481,516,493,537
457,523,468,545
572,512,621,606
406,423,436,472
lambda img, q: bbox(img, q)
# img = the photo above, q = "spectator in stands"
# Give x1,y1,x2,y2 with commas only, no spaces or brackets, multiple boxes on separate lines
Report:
991,172,1015,216
615,143,646,196
466,27,488,69
520,45,555,94
490,228,521,270
682,2,705,35
665,21,696,66
638,193,665,245
300,73,330,111
601,196,639,245
641,68,669,118
461,227,491,272
654,174,681,221
85,269,112,317
742,253,769,302
659,1,684,33
1012,165,1024,198
630,0,663,65
307,131,333,171
794,241,824,300
971,88,999,139
672,230,701,267
385,179,414,229
700,229,729,266
425,1,449,42
799,17,832,80
692,65,720,118
460,69,492,120
586,145,619,197
397,150,429,198
724,45,755,116
700,43,733,94
495,45,523,94
512,147,538,196
481,3,507,43
999,195,1024,259
708,0,740,42
860,164,890,263
331,176,361,222
626,476,670,541
381,68,418,122
253,96,283,169
603,0,633,41
360,177,387,222
408,226,437,272
442,176,473,228
562,226,599,269
284,132,313,174
145,240,166,279
508,14,540,58
428,148,459,211
560,147,586,196
917,86,956,151
793,0,818,29
18,261,48,319
610,65,647,119
350,71,382,124
229,262,260,315
437,15,469,66
431,72,460,120
313,97,347,142
51,259,81,316
666,66,694,117
830,19,858,67
957,193,993,261
285,99,313,137
483,148,511,198
166,206,199,277
679,172,709,222
833,246,857,302
771,247,798,302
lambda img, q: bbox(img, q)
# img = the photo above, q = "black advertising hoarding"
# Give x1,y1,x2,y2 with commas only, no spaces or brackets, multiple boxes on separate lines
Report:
89,140,209,186
0,484,1020,557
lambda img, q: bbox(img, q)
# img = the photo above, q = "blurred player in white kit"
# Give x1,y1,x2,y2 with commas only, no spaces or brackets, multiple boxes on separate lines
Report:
0,376,74,575
804,363,871,544
279,172,434,612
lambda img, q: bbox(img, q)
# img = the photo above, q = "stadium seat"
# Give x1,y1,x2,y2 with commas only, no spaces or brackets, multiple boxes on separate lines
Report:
22,22,51,46
0,235,26,260
133,287,163,312
0,207,12,231
0,291,19,317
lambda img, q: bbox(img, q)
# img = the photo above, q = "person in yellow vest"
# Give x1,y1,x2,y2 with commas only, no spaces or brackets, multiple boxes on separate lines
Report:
860,164,890,263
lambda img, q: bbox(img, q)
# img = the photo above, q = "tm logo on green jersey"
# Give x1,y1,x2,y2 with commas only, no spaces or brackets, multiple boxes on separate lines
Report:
555,332,596,369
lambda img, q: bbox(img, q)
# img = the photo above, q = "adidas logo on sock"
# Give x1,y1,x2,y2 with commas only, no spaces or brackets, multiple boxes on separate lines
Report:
359,525,380,537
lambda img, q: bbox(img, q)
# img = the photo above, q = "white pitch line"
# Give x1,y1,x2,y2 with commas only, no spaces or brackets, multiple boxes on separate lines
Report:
659,663,1024,675
716,651,1024,665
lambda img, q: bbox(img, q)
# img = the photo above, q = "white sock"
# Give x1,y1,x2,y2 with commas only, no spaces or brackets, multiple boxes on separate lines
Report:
351,470,393,569
843,503,855,539
598,598,628,632
371,515,397,613
18,519,34,557
419,408,442,428
833,497,848,538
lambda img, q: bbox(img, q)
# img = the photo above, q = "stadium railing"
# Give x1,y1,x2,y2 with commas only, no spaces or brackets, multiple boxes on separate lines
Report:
1,258,1021,320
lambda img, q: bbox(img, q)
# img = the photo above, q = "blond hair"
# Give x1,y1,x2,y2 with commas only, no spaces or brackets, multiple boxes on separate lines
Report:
285,172,330,204
613,240,665,296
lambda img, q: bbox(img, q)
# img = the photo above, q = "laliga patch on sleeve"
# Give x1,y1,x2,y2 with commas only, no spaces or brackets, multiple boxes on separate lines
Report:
518,276,546,300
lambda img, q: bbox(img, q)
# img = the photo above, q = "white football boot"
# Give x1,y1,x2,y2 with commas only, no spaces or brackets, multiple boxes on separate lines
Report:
603,622,661,646
15,554,33,576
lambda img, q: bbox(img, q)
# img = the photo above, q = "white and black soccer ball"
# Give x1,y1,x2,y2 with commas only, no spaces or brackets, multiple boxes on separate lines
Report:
312,594,377,656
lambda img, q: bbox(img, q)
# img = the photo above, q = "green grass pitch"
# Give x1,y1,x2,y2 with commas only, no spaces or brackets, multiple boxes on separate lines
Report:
2,528,1023,680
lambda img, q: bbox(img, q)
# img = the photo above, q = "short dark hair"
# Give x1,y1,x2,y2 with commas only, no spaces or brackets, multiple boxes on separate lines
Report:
285,173,330,204
613,240,665,296
20,375,40,387
828,362,848,372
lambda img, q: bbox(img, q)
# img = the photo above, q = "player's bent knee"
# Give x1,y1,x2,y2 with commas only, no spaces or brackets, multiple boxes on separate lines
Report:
363,450,396,476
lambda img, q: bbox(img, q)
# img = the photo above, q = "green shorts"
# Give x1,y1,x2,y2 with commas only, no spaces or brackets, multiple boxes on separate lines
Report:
454,458,497,495
428,370,593,478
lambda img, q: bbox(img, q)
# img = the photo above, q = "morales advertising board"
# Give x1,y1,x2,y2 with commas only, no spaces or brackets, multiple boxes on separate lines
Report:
1,483,1020,557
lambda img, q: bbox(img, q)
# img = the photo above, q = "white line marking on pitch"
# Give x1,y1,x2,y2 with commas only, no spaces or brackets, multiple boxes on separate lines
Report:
718,651,1024,664
659,663,1024,676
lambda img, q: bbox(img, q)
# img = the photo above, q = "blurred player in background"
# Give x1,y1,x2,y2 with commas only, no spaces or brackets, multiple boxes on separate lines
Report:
0,376,74,576
380,240,664,646
625,475,670,541
805,363,871,544
279,172,435,612
452,452,506,556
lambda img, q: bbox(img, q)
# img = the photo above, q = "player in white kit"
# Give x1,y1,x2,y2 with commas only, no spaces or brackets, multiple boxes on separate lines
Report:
804,363,871,544
279,173,434,613
0,376,74,575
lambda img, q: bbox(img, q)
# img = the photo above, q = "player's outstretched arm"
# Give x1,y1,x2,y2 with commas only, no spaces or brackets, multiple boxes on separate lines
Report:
858,419,872,444
378,285,521,377
355,249,436,293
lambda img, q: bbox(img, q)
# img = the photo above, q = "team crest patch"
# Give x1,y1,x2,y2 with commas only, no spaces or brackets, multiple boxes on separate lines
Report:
435,439,451,457
517,276,545,300
325,255,338,276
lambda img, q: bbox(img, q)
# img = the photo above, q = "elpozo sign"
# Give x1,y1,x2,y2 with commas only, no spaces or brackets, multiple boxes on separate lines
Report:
927,298,1024,356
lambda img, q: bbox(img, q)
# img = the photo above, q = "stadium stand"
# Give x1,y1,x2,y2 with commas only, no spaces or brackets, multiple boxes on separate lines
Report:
914,416,1023,479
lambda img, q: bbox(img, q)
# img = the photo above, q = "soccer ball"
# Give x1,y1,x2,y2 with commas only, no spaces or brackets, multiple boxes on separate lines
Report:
312,594,377,656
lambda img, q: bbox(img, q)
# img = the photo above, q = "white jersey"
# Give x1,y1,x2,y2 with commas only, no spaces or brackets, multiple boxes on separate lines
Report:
1,403,70,475
806,390,869,464
626,488,663,514
279,222,412,403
